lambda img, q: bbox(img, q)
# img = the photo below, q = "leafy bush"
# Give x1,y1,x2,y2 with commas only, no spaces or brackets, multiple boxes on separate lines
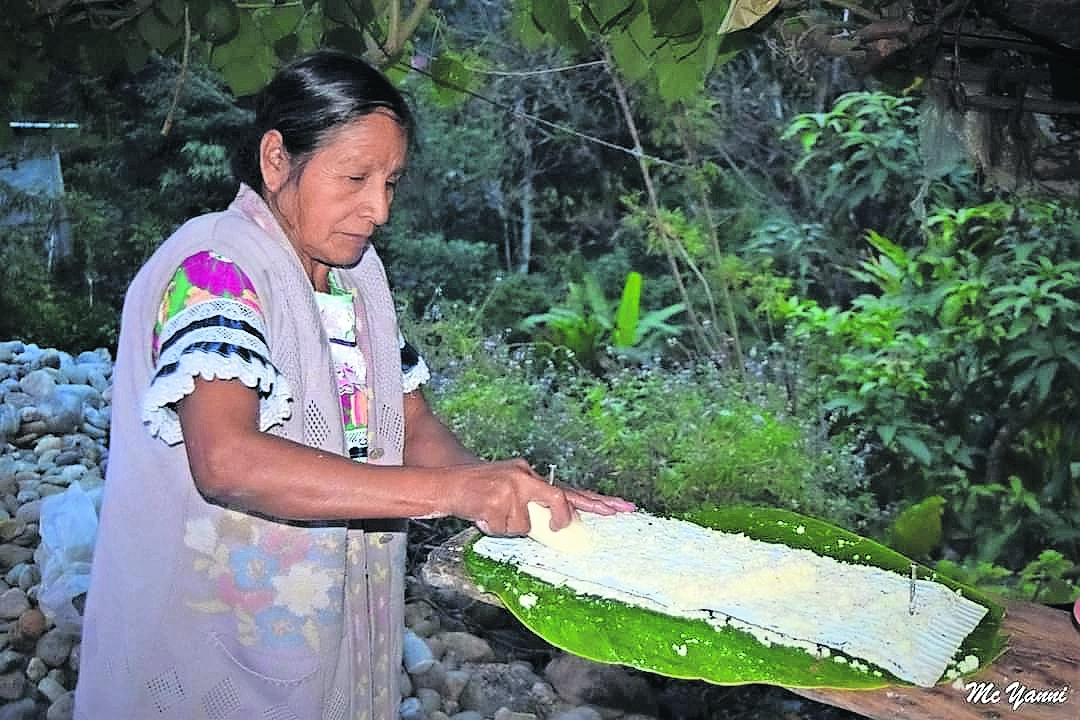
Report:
380,231,500,314
421,307,876,531
520,271,685,373
0,184,120,351
777,197,1080,567
782,92,979,259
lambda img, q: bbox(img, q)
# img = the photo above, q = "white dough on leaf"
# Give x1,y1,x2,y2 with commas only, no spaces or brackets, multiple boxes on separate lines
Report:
526,502,594,554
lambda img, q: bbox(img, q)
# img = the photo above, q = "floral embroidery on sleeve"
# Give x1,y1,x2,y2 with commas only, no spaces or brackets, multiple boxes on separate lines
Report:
143,251,292,444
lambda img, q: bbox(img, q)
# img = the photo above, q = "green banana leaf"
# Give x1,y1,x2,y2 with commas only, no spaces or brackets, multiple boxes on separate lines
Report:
464,506,1007,689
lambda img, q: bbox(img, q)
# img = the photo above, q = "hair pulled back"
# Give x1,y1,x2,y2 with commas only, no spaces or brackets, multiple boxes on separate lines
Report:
231,50,413,193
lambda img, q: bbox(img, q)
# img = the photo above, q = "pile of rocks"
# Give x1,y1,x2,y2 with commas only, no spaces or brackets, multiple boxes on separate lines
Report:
398,593,665,720
0,340,111,720
0,340,674,720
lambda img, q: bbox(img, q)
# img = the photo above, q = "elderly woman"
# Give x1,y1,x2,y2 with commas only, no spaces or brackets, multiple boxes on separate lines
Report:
75,50,631,718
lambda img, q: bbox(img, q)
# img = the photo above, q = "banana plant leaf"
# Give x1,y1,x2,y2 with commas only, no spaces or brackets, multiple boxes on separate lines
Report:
464,506,1007,689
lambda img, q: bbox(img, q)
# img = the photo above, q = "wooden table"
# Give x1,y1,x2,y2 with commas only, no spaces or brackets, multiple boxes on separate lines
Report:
421,529,1080,720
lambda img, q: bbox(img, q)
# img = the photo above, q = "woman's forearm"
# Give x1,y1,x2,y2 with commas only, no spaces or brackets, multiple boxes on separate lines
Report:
402,390,481,467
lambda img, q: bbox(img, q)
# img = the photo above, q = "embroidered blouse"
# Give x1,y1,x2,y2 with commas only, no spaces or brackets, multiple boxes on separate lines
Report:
147,250,430,459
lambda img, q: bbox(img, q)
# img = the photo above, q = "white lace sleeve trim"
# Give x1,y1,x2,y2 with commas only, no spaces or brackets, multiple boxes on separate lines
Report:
402,355,430,394
399,330,430,394
142,300,294,445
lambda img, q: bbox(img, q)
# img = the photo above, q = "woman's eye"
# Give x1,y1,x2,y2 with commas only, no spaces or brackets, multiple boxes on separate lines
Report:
349,175,367,183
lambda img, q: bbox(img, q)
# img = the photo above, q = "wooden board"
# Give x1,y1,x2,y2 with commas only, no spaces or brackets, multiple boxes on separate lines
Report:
792,601,1079,720
421,528,1080,720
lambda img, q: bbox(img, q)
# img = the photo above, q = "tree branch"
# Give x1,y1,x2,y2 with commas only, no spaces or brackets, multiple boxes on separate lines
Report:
161,4,191,137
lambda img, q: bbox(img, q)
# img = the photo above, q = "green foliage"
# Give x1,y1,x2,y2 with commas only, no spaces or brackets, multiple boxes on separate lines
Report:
782,92,977,252
0,185,120,351
422,312,876,531
777,197,1080,568
512,0,761,102
380,231,500,313
784,92,919,220
887,495,945,559
521,271,685,372
4,0,430,106
652,398,809,511
935,550,1080,605
1017,550,1080,604
744,219,831,299
390,89,514,251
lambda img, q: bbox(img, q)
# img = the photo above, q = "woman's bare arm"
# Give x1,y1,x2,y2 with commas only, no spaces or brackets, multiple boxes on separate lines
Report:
402,390,481,467
177,378,630,532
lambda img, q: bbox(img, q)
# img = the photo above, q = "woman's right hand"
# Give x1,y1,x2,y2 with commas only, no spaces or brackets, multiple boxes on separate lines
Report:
449,458,577,536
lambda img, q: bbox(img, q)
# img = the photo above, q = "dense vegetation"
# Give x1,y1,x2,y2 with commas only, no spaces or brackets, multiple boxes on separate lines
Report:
3,1,1079,609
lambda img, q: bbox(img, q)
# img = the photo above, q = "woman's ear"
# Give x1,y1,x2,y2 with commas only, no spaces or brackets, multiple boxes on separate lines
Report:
259,130,290,193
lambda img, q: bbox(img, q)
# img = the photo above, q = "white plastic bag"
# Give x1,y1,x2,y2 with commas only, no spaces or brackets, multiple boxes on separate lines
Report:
35,482,99,634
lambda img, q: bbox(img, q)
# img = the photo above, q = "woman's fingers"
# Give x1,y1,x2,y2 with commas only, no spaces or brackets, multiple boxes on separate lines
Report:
462,459,635,536
564,487,637,515
538,487,576,532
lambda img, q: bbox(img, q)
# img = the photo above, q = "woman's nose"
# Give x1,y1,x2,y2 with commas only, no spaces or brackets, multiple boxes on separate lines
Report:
362,185,393,227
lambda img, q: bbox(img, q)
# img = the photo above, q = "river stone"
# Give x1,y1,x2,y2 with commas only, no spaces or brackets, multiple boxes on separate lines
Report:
0,343,23,363
60,364,89,386
437,631,495,664
68,642,80,673
0,650,23,674
0,406,18,441
86,368,108,393
55,465,87,485
19,370,57,400
39,350,62,370
25,657,47,683
411,658,449,693
46,691,75,720
0,587,30,619
41,390,83,436
0,670,26,701
416,686,443,714
10,608,47,652
37,672,68,703
0,698,40,720
51,451,80,468
544,654,658,716
36,628,77,667
443,669,471,703
548,708,604,720
494,709,539,720
405,600,441,638
14,500,41,524
448,712,484,720
459,662,543,716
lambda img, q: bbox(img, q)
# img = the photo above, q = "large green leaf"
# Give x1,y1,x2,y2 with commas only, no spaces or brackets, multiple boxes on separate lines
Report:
428,53,475,107
582,0,643,32
465,506,1006,688
137,10,183,52
613,272,642,347
210,12,276,96
648,0,703,41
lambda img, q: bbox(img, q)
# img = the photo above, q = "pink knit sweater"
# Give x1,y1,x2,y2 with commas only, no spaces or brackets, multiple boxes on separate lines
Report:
75,186,408,718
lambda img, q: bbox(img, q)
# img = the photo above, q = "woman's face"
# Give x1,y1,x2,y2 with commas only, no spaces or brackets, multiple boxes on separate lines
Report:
261,110,407,291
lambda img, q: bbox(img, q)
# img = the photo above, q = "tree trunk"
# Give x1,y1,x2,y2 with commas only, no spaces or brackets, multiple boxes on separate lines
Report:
515,101,534,274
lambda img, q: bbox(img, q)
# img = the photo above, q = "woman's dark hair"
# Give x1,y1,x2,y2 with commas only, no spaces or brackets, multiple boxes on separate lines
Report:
231,50,414,193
